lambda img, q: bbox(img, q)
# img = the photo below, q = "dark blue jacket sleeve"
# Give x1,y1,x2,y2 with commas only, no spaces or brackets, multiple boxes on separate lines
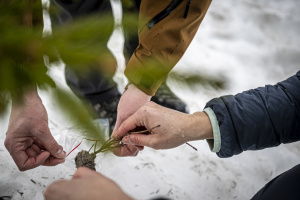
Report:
204,70,300,158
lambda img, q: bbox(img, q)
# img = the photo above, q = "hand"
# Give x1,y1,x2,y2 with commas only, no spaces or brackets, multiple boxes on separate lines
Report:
117,101,213,150
4,89,65,171
44,167,133,200
111,84,151,156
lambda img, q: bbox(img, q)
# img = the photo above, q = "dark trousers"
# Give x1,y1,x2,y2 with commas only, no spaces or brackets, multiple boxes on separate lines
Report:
251,164,300,200
51,0,140,103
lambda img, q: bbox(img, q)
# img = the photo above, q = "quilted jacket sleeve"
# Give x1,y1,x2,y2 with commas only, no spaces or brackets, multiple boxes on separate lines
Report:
205,70,300,158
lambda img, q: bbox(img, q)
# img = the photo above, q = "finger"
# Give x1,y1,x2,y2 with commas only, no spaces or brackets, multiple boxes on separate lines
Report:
43,156,65,166
73,167,99,179
112,118,122,136
24,137,35,149
31,143,41,152
27,144,42,157
25,144,49,159
12,150,31,171
25,147,38,158
112,112,127,136
44,180,69,200
122,134,154,148
23,140,39,157
33,126,65,159
111,145,122,156
34,138,46,150
112,144,139,157
136,145,144,151
16,151,50,171
115,112,144,138
122,144,139,157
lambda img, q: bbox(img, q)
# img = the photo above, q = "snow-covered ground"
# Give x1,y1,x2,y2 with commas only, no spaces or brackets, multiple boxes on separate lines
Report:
1,0,300,199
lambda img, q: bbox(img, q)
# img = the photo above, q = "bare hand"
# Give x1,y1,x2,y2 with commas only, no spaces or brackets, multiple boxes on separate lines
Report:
4,89,65,171
117,101,213,150
44,167,133,200
111,84,151,156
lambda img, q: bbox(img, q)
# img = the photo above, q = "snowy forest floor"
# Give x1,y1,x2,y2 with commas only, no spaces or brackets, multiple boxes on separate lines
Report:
1,0,300,199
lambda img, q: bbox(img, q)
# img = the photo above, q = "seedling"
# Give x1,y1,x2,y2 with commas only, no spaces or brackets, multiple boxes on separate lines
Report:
72,125,161,170
70,124,197,170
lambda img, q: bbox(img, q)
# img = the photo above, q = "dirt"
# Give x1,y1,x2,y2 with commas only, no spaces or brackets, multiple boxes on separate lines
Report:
75,150,96,170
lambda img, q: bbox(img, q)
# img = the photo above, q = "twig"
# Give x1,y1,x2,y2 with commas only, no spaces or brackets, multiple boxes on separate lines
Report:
186,142,197,151
114,125,161,141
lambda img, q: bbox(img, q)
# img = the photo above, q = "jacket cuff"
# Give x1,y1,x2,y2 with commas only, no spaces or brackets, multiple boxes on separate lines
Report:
203,108,221,152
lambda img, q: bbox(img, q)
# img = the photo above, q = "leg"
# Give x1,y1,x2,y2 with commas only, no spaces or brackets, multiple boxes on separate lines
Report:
52,0,118,104
51,0,120,133
251,164,300,200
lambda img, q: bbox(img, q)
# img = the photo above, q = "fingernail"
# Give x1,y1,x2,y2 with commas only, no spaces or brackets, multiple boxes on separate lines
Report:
57,149,65,158
57,148,62,154
59,159,65,164
122,136,131,144
62,151,66,158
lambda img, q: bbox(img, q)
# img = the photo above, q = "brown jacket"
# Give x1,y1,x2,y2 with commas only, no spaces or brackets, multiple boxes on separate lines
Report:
125,0,212,96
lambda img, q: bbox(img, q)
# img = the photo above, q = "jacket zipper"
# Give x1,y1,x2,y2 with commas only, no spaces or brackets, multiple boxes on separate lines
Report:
183,0,191,18
147,0,184,29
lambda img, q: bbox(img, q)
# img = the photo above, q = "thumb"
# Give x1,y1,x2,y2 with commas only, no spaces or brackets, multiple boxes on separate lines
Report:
73,167,101,179
122,134,155,148
34,127,65,159
114,112,144,138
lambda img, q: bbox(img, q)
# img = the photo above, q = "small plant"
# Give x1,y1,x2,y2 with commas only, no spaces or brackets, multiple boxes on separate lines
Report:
71,124,198,170
72,125,161,170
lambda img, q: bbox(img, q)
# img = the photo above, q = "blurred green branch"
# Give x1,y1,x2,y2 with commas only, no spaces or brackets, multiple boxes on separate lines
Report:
0,0,136,143
0,0,226,151
168,71,226,90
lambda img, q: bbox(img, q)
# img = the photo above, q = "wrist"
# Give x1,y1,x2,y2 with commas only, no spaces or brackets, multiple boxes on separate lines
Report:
187,111,213,141
12,87,41,109
126,83,151,101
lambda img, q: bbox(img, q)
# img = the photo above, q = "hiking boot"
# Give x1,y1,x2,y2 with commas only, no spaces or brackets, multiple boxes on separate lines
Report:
65,66,119,135
152,81,188,113
91,93,120,135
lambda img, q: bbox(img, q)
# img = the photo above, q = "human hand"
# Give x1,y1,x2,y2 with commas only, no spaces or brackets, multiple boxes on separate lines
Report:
111,84,151,156
4,89,65,171
117,101,213,150
44,167,133,200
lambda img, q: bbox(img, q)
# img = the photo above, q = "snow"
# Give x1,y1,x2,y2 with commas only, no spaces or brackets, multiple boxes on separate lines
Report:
1,0,300,199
